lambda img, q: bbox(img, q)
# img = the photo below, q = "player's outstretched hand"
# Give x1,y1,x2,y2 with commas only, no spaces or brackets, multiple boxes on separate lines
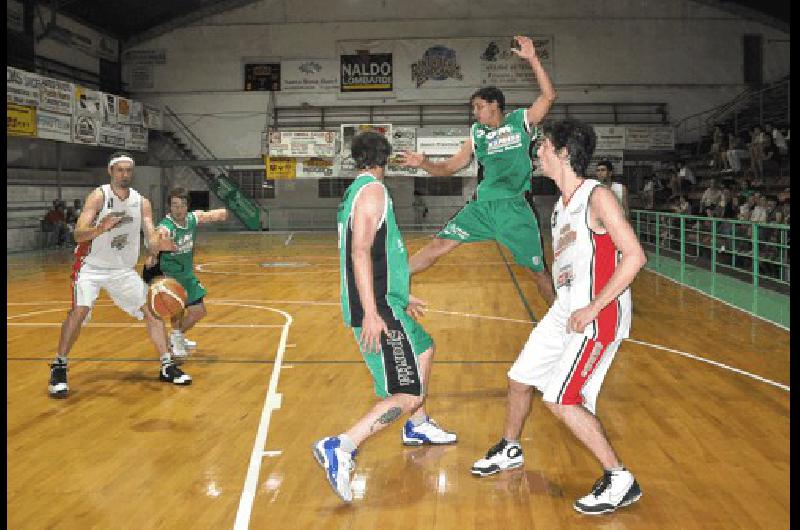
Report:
398,150,425,168
511,35,537,61
406,294,428,319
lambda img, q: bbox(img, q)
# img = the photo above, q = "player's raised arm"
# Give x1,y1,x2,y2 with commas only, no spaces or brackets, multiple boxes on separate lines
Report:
193,209,228,224
511,35,557,127
73,188,121,243
397,138,473,177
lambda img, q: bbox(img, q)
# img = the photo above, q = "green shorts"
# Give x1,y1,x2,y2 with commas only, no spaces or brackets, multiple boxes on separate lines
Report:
352,306,433,399
437,196,546,272
170,273,207,305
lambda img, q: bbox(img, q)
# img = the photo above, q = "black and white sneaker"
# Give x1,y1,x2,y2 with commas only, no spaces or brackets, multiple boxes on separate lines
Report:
471,439,524,477
573,468,642,515
159,361,192,385
48,360,69,398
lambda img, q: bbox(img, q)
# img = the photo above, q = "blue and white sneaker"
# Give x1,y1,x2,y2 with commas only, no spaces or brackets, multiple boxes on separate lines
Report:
401,417,457,446
312,436,355,502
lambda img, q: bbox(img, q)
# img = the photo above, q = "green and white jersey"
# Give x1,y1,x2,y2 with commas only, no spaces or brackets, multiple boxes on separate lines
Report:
337,174,409,327
158,212,197,276
471,107,539,201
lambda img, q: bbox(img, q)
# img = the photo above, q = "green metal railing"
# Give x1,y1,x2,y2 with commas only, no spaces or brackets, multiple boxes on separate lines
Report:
632,209,790,326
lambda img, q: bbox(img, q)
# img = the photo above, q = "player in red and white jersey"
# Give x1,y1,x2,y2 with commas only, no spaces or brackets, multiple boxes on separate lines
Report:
471,120,648,515
49,152,189,399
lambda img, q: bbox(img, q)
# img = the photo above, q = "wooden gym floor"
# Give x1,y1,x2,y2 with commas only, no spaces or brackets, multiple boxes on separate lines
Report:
7,232,790,529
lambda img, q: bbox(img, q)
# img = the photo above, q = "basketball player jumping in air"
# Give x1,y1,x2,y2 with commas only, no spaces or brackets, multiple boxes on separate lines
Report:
398,35,557,307
470,119,647,515
48,152,190,399
142,187,228,358
313,132,457,503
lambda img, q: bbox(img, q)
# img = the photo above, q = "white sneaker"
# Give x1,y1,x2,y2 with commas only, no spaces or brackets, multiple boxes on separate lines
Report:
183,337,197,349
312,437,355,502
471,439,524,477
402,417,457,446
170,330,189,358
573,468,642,515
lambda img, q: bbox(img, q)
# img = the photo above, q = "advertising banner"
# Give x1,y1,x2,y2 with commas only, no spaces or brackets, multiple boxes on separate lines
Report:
264,156,297,179
72,115,99,145
265,130,337,157
143,104,163,130
7,67,40,107
340,123,392,156
102,93,117,124
593,125,626,151
75,86,103,117
37,110,71,142
281,59,339,92
98,122,127,148
625,126,675,151
117,97,132,124
38,77,73,114
296,157,336,178
127,125,148,151
7,104,37,137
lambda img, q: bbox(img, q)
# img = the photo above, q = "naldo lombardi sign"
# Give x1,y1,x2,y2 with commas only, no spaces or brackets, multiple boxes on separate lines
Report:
340,53,393,92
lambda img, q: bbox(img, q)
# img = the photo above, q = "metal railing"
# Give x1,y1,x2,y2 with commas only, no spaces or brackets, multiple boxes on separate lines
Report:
673,77,790,145
632,210,790,291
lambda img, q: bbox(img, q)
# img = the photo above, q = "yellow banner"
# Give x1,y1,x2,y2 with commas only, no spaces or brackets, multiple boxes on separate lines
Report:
7,104,37,137
264,156,297,179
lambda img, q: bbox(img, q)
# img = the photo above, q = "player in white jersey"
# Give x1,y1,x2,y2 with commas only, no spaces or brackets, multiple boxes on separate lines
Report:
48,152,189,399
471,120,648,515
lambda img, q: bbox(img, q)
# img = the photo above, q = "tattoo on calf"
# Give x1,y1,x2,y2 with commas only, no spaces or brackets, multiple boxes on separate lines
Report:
370,406,402,433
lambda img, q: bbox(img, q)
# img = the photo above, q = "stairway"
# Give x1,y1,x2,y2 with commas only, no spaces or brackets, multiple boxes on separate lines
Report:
155,110,262,231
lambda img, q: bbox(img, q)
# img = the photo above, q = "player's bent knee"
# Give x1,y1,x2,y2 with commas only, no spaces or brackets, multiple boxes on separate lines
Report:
68,305,91,322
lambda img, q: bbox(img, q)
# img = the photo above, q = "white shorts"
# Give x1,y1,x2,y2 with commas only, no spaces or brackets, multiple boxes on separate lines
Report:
73,263,148,320
508,297,623,415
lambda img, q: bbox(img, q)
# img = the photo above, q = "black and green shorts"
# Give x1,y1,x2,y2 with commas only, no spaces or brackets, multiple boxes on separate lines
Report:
352,306,433,399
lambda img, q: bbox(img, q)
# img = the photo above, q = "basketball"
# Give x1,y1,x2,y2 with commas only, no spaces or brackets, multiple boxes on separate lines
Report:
149,277,187,319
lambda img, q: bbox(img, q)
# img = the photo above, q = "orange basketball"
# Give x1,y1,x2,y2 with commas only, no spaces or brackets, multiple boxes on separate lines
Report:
149,277,187,319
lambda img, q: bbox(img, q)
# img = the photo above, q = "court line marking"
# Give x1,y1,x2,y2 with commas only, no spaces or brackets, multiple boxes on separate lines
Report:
625,338,789,392
224,302,292,530
284,233,293,246
494,242,538,323
642,267,790,332
7,300,787,391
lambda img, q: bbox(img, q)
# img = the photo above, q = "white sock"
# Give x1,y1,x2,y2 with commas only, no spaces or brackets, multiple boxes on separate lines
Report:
338,434,357,454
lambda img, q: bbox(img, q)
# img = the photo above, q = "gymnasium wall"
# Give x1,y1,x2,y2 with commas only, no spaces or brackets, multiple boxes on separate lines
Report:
124,0,790,159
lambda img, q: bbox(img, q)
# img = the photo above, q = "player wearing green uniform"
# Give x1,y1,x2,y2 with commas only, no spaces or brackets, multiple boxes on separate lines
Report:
313,132,456,503
143,188,228,357
399,35,557,308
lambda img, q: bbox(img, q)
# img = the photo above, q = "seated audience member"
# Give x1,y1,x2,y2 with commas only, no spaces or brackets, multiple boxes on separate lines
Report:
700,179,723,212
767,124,788,157
43,200,69,247
726,132,748,176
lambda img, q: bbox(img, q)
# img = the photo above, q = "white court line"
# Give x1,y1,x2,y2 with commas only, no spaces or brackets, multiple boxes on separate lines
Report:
284,233,293,246
223,302,292,530
6,299,788,392
626,338,790,392
642,267,790,331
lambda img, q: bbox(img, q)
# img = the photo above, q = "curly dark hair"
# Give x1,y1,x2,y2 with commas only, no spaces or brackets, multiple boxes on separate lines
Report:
541,119,597,177
470,86,505,111
351,131,392,169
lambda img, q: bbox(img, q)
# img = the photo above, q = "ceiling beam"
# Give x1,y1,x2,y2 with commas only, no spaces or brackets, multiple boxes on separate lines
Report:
123,0,267,50
691,0,789,33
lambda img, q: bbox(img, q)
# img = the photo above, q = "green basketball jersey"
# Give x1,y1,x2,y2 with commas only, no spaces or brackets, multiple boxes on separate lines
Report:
158,212,197,276
337,174,409,327
472,108,539,201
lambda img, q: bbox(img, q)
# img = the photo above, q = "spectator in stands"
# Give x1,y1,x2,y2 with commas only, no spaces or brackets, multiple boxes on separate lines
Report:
713,187,735,219
700,179,723,212
725,132,747,177
43,199,69,247
595,160,629,217
775,189,790,225
710,126,727,170
749,126,767,181
669,161,695,198
750,195,768,224
641,178,654,209
766,124,788,158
